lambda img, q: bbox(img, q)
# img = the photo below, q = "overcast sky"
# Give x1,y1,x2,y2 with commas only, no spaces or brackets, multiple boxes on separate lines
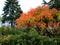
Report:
0,0,49,16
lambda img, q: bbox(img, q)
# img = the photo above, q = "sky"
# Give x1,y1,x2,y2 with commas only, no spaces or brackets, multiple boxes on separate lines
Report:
0,0,50,17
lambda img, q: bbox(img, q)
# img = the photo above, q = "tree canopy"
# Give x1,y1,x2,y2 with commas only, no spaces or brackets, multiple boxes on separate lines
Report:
2,0,23,26
43,0,60,10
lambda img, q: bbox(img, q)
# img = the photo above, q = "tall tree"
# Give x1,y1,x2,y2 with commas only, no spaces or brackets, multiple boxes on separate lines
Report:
2,0,23,26
43,0,60,10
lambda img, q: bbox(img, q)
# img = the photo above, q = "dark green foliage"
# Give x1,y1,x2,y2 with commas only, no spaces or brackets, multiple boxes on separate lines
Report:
2,0,23,26
43,0,60,10
0,27,60,45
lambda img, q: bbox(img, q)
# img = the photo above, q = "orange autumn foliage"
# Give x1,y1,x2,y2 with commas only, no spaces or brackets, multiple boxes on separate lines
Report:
15,6,60,29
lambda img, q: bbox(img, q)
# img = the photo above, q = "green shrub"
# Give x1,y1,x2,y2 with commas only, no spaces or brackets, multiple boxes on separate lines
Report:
0,27,60,45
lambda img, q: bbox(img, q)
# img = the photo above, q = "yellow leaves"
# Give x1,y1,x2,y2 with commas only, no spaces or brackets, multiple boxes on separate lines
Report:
29,16,36,23
4,35,12,41
56,12,60,21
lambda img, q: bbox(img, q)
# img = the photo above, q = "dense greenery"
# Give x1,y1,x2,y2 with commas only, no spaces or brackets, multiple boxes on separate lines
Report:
0,27,60,45
2,0,23,26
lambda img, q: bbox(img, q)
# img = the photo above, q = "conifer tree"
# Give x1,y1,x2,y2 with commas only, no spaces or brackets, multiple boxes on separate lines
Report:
2,0,23,26
43,0,60,10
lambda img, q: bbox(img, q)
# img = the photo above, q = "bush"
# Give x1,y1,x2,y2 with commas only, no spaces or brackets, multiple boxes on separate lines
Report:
0,27,60,45
15,6,60,37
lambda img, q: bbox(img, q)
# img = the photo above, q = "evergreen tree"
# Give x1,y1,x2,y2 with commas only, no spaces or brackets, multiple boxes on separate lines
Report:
2,0,23,26
43,0,60,10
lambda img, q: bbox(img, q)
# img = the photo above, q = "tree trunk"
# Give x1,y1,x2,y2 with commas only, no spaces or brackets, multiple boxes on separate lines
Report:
10,21,15,27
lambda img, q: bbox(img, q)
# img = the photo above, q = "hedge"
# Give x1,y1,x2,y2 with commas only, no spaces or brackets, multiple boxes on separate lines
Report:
0,27,60,45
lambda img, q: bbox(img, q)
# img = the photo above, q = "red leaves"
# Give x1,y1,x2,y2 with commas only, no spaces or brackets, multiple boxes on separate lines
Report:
40,11,53,20
15,6,60,29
